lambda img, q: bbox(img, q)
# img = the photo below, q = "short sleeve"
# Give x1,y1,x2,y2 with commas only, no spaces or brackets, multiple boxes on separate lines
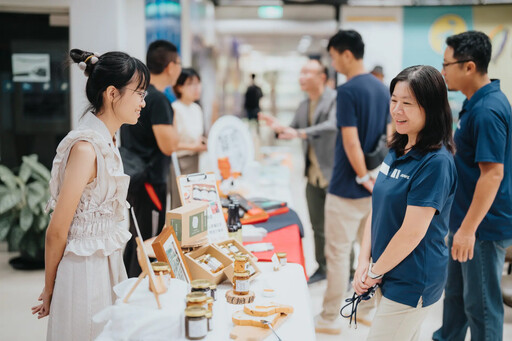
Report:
337,87,357,128
407,154,456,213
473,109,507,164
150,94,174,125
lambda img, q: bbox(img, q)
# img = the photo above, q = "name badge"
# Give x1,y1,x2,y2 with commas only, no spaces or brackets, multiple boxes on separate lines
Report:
380,162,390,176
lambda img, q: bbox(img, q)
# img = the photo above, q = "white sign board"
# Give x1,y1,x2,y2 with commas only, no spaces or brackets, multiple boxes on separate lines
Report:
12,53,50,83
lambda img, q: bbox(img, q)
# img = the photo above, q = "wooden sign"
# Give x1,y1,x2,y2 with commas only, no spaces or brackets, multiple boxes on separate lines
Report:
152,225,192,283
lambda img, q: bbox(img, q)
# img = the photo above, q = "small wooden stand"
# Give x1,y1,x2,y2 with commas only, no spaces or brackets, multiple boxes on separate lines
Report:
123,237,167,309
225,290,255,305
230,313,291,341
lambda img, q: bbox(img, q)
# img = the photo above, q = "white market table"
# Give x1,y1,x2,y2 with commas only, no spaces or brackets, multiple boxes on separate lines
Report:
95,263,315,341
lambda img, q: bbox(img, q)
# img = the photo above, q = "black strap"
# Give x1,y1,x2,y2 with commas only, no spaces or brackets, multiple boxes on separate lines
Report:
339,285,379,329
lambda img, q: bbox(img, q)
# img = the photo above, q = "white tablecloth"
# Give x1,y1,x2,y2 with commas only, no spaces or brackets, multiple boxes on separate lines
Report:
94,263,315,341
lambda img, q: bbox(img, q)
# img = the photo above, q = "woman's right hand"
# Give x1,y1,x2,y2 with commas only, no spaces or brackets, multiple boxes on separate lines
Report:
193,140,207,152
31,287,52,319
352,260,371,295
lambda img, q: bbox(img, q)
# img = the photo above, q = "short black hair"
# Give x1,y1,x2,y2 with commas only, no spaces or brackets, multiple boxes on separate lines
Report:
446,31,491,74
173,68,200,99
70,49,149,115
146,40,178,74
389,65,454,155
327,30,364,59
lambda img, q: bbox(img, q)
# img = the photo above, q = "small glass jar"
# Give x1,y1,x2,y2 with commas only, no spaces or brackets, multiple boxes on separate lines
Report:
185,306,208,340
205,310,213,331
234,254,248,273
151,262,172,286
218,244,232,257
209,284,217,301
199,254,224,273
227,242,240,255
206,296,213,313
186,292,208,309
190,279,212,297
233,270,251,295
277,252,287,266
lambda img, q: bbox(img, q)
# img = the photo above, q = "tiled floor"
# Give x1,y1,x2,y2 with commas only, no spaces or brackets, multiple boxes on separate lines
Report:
1,121,512,340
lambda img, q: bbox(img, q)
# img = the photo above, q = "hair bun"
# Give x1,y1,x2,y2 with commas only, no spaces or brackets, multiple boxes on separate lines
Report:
69,48,99,76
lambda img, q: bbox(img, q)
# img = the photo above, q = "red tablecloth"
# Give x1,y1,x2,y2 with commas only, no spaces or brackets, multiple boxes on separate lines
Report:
244,224,308,280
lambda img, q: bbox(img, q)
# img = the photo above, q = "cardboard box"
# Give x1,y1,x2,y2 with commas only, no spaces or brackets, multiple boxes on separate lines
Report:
215,238,258,262
166,202,209,248
184,244,233,284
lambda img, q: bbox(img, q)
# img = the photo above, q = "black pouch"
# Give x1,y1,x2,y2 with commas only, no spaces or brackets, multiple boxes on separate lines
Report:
365,134,388,170
119,146,148,187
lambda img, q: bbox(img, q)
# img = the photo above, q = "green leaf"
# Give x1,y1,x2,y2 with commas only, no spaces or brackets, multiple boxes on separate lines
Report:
0,190,22,215
8,226,24,251
18,162,32,183
37,215,49,231
22,155,51,182
19,205,33,232
0,216,11,240
27,182,47,209
0,165,18,189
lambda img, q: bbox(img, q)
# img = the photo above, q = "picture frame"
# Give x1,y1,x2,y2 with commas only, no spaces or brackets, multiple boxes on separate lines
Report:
152,225,192,283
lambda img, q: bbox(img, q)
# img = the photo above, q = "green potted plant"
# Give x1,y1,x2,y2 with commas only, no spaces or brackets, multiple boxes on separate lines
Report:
0,154,51,270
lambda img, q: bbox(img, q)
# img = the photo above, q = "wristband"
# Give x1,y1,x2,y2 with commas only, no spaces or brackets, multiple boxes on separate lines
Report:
356,173,370,184
367,263,383,280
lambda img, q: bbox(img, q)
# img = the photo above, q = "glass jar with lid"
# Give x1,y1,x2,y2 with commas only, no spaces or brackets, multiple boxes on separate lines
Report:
190,279,212,297
234,254,248,273
233,270,251,295
151,262,172,286
185,306,208,340
186,292,208,309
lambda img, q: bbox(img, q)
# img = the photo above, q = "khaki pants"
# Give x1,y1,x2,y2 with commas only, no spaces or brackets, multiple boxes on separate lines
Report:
367,290,432,341
321,193,374,320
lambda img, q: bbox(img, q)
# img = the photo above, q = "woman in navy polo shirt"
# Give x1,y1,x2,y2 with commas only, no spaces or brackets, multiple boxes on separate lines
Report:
353,65,457,341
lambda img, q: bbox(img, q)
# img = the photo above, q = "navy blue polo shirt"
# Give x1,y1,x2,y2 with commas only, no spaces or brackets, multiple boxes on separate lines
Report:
450,80,512,241
371,146,457,307
329,73,390,199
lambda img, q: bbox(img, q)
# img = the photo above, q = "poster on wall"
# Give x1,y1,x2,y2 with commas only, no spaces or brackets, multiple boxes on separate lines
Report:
403,6,473,118
11,53,50,83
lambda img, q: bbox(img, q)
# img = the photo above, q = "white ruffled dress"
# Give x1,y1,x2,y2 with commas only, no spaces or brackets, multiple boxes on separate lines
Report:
46,112,131,341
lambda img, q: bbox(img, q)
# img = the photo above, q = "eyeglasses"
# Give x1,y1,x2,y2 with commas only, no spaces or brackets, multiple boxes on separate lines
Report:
442,59,472,69
127,88,147,101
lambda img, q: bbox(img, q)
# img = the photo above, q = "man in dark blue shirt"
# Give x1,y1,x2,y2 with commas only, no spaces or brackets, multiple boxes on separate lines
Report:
315,29,390,335
434,31,512,341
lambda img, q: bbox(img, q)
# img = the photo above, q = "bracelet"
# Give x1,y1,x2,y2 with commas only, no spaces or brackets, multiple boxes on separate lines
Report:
355,173,370,184
367,263,383,280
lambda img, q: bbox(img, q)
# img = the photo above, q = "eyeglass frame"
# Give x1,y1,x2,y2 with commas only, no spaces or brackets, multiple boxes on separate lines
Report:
442,59,473,69
126,88,148,101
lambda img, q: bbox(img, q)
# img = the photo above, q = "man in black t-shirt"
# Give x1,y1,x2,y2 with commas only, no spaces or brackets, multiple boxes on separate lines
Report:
121,40,181,277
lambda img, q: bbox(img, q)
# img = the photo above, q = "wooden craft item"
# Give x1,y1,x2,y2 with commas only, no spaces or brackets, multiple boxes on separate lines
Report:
232,311,280,328
225,290,255,305
229,313,291,341
123,208,167,309
152,225,192,283
243,303,293,317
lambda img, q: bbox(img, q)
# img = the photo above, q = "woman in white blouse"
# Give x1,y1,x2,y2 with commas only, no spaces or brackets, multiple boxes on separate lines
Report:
169,68,207,208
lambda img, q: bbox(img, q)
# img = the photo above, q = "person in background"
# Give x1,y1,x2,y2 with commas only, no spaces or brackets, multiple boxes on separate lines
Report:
169,67,207,209
31,49,149,340
121,40,181,278
354,65,457,341
244,73,263,122
315,29,390,334
259,59,337,284
433,31,512,341
370,65,385,82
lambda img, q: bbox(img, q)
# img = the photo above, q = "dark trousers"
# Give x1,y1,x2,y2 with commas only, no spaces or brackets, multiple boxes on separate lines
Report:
123,182,167,278
305,182,327,273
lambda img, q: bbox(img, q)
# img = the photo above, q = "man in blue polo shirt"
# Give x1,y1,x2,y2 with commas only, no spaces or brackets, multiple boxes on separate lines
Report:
433,31,512,341
315,29,390,334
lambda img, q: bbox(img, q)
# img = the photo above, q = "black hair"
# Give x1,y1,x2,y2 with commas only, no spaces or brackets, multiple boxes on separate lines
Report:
173,68,201,99
69,49,149,115
446,31,491,74
251,74,256,80
389,65,454,155
146,40,179,74
327,30,364,59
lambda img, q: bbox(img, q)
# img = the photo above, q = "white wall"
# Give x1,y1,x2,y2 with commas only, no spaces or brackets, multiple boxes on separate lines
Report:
69,0,145,128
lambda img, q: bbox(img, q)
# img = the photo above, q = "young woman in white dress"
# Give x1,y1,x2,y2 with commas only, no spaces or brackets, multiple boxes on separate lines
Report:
31,48,149,340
